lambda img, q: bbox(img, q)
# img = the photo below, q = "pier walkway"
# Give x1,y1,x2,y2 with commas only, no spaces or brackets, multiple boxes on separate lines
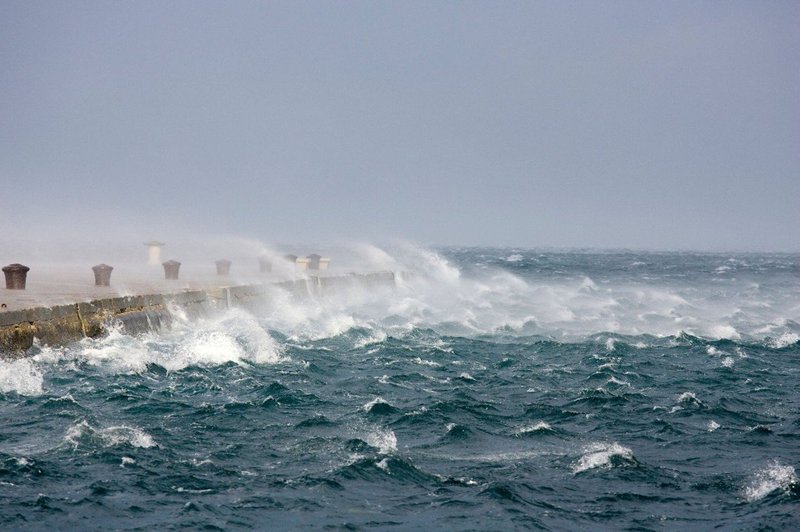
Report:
0,266,396,357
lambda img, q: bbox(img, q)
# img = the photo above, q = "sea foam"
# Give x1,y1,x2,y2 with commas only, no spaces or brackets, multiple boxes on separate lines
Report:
0,358,44,396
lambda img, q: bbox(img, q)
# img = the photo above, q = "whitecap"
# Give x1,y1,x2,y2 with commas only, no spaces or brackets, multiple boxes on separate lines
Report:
362,397,390,412
677,392,702,405
364,428,397,454
573,442,634,473
175,487,213,494
515,421,552,435
707,420,720,432
353,330,388,348
412,357,441,367
769,332,799,349
606,376,630,387
405,406,428,417
65,421,157,449
744,461,798,502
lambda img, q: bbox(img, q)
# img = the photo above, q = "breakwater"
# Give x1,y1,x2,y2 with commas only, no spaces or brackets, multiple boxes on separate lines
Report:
0,271,396,357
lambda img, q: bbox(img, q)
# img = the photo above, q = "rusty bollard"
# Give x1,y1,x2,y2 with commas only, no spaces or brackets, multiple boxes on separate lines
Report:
3,263,30,289
92,264,114,286
215,259,231,276
258,255,272,273
162,260,181,280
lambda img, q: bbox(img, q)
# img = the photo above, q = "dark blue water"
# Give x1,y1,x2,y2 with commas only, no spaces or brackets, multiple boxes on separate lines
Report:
2,247,799,529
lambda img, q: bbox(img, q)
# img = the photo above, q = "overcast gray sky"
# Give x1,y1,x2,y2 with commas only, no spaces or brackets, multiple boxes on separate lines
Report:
1,1,798,251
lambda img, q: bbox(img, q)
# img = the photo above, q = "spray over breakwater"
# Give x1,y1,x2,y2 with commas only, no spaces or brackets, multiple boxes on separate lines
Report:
0,271,397,355
1,246,799,529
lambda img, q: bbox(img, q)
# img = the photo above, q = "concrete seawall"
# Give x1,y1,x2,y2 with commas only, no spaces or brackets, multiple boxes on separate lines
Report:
0,271,396,358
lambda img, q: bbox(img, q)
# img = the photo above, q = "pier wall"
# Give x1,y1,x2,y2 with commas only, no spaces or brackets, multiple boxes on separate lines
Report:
0,272,395,358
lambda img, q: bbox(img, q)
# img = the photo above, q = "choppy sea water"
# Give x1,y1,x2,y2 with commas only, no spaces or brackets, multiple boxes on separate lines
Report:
1,247,799,530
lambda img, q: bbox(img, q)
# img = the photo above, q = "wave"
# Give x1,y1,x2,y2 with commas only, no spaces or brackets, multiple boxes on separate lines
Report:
30,308,285,375
573,442,636,473
743,461,798,502
362,397,398,416
514,421,554,436
64,420,157,450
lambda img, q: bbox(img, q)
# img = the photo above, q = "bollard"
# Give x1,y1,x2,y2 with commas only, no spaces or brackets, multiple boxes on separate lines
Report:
92,264,114,286
3,263,30,290
284,254,298,263
307,254,322,270
162,260,181,280
215,259,231,276
258,255,272,273
145,241,165,265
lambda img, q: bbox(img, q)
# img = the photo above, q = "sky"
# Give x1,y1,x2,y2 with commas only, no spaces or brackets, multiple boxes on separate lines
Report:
1,1,798,251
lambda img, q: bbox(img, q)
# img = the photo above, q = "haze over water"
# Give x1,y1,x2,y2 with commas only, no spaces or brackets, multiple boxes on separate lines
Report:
1,246,798,529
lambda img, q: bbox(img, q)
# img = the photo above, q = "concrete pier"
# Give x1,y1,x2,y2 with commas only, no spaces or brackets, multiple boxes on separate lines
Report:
0,271,396,358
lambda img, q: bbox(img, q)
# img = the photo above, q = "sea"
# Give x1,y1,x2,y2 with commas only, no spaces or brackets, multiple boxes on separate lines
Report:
1,246,798,530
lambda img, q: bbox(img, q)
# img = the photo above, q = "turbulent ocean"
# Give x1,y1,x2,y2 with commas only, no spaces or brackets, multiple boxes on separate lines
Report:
1,247,799,530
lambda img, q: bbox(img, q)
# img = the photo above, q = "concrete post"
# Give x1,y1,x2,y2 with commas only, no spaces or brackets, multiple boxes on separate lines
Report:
145,241,165,265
